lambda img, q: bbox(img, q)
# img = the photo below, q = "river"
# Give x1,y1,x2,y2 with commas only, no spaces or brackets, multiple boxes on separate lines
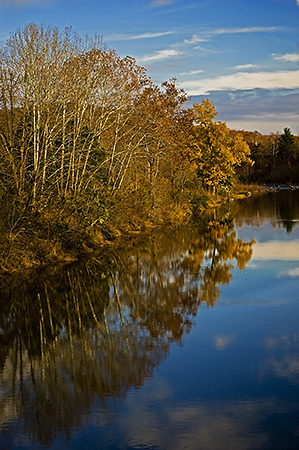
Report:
1,189,299,450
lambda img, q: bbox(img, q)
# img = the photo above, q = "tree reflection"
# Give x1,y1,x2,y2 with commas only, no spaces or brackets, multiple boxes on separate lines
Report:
0,211,254,447
198,212,255,306
234,189,299,233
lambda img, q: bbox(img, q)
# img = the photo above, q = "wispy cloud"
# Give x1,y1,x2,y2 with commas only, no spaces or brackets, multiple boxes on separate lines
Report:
181,70,299,95
211,26,284,35
139,48,185,62
180,69,204,76
193,45,218,54
272,52,299,62
185,26,284,46
184,35,210,45
148,0,174,7
107,31,175,41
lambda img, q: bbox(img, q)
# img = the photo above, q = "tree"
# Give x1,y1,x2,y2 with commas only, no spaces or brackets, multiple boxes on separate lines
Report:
0,24,101,207
277,127,295,165
189,99,252,194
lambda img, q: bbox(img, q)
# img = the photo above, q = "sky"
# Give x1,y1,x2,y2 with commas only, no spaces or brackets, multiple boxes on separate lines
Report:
0,0,299,135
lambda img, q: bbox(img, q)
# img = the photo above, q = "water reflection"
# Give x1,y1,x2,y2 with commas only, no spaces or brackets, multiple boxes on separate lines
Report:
234,189,299,233
0,209,255,447
250,240,299,261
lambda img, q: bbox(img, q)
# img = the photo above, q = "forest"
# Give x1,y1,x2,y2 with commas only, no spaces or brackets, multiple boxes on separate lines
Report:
0,24,298,273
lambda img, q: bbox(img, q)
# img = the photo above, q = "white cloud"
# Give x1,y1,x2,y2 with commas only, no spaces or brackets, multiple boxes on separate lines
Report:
272,52,299,62
226,118,299,135
194,45,218,53
139,48,185,62
197,89,299,134
235,64,258,70
184,35,210,45
251,241,299,261
279,266,299,278
179,69,203,76
287,267,299,277
211,26,284,35
108,31,175,41
181,70,299,95
185,26,283,45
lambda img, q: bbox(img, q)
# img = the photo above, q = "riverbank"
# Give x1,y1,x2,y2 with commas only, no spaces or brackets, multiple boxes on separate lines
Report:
0,184,275,281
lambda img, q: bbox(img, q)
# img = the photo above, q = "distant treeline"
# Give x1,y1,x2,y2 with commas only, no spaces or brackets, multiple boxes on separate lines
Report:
238,128,299,185
0,24,296,271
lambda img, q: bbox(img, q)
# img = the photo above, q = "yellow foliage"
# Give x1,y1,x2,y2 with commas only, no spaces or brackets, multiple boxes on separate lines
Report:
189,99,253,191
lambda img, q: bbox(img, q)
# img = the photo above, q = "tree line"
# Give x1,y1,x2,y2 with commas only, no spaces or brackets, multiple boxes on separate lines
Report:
238,128,299,184
0,24,294,270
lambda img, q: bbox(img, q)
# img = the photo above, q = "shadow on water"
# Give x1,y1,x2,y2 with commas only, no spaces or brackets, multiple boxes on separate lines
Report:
0,204,256,448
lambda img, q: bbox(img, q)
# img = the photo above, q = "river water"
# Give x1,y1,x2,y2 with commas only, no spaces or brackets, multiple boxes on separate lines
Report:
1,190,299,450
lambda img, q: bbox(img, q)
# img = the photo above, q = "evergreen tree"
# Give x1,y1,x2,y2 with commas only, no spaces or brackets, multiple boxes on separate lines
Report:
277,127,295,164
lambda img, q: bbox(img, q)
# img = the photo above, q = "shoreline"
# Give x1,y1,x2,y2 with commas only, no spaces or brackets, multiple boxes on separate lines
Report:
0,184,294,282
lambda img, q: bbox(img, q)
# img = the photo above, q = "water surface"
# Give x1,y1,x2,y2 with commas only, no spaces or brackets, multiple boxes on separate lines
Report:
1,190,299,449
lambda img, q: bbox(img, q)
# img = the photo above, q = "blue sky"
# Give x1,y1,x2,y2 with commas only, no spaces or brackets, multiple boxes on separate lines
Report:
1,0,299,134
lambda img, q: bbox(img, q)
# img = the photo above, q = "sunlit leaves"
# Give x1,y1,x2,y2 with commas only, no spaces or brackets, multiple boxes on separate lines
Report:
189,99,252,193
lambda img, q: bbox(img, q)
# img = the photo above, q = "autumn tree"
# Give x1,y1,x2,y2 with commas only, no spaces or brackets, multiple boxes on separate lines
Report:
105,78,195,224
188,99,252,195
0,23,262,270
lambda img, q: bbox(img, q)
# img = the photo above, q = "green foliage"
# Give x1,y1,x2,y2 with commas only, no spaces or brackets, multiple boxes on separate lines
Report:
277,127,295,163
241,129,299,184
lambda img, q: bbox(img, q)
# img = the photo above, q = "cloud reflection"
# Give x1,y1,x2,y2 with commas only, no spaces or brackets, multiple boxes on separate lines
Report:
252,241,299,261
279,266,299,278
260,355,299,384
214,334,235,350
261,334,299,383
120,386,285,450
